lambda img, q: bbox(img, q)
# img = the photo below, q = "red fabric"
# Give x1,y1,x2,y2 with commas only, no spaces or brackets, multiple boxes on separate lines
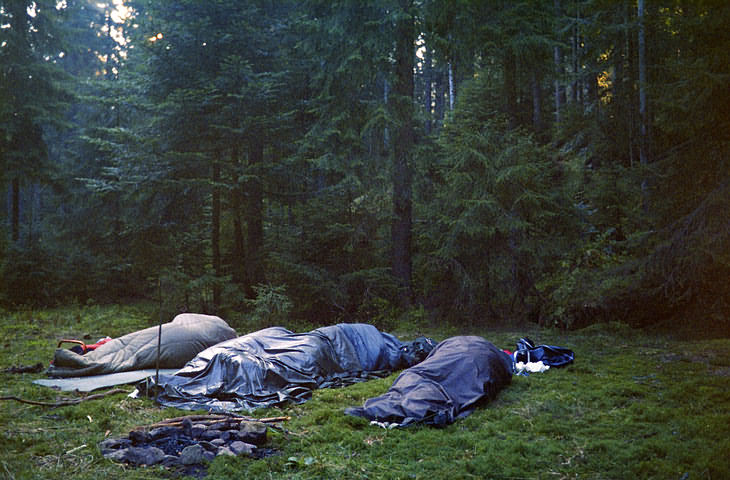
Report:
86,337,112,351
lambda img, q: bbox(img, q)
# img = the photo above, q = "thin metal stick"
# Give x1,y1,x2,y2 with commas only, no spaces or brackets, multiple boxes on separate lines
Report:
156,277,162,400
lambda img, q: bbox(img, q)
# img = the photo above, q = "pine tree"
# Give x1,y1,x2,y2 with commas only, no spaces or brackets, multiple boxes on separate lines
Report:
1,0,72,244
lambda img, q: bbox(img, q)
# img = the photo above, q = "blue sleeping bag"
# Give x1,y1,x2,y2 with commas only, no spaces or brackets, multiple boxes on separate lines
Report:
345,336,513,427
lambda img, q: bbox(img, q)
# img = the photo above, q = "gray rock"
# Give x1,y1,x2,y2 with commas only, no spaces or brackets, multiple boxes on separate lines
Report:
216,447,236,457
210,438,226,447
203,450,216,461
128,430,150,446
179,444,207,465
99,437,131,453
182,417,193,437
191,424,207,438
238,421,267,445
198,440,218,452
148,426,182,440
117,446,166,466
104,448,129,462
228,441,254,456
200,429,223,441
162,455,180,467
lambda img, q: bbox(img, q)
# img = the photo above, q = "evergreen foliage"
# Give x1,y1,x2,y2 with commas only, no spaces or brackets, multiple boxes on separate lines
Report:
1,0,727,332
418,73,579,322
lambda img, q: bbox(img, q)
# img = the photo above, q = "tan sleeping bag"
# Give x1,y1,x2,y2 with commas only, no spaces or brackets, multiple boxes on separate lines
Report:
47,313,238,377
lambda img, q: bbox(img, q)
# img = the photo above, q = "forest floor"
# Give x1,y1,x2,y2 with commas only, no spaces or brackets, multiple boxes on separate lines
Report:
1,303,728,479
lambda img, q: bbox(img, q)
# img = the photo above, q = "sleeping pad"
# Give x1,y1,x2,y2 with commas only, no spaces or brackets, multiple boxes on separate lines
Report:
345,336,513,426
47,313,238,377
146,323,435,412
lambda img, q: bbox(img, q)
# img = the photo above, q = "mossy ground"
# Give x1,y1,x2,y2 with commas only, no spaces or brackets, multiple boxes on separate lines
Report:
1,304,728,479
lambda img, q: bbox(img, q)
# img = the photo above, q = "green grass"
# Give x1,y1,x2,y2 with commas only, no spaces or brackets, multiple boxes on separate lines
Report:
1,304,729,479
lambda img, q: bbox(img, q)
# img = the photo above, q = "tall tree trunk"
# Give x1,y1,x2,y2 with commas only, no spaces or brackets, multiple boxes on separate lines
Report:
245,138,265,296
503,50,518,129
231,147,246,285
423,42,433,134
434,68,446,129
211,160,221,309
383,76,390,152
571,2,580,103
614,7,627,163
553,0,563,124
554,44,563,123
531,70,543,132
27,182,40,246
638,0,649,209
448,61,455,111
391,0,415,305
11,178,20,243
625,0,637,167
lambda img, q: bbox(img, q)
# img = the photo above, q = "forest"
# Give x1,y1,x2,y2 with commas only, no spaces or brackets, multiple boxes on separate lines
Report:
2,0,729,332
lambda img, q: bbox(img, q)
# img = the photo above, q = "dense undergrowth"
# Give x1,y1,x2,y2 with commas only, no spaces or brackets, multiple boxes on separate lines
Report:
1,304,728,479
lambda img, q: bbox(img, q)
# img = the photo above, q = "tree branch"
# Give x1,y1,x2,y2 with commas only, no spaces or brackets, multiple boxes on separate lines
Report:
0,388,129,407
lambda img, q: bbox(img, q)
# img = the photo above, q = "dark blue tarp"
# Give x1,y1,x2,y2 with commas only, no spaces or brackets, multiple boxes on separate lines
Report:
514,337,575,367
148,323,434,413
345,336,513,427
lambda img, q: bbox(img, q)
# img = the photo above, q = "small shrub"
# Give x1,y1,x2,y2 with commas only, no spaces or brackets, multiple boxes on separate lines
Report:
245,283,294,328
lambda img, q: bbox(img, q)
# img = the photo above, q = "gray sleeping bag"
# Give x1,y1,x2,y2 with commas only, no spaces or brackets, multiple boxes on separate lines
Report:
47,313,238,377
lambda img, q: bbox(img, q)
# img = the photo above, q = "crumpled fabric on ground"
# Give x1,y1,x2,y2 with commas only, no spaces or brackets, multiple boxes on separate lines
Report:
515,360,550,375
145,323,434,413
345,336,513,427
513,337,575,367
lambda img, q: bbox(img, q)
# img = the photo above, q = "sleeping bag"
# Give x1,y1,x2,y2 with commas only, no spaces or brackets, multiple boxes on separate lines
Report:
147,323,435,413
345,336,513,426
47,313,238,377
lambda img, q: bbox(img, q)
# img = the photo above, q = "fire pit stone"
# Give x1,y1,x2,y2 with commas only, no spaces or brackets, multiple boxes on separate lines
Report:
100,415,272,473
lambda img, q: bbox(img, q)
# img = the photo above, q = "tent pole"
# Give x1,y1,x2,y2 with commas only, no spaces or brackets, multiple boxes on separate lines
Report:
155,277,162,400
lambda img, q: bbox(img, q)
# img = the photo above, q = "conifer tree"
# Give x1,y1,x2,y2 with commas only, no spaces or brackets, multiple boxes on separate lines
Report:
1,0,72,244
